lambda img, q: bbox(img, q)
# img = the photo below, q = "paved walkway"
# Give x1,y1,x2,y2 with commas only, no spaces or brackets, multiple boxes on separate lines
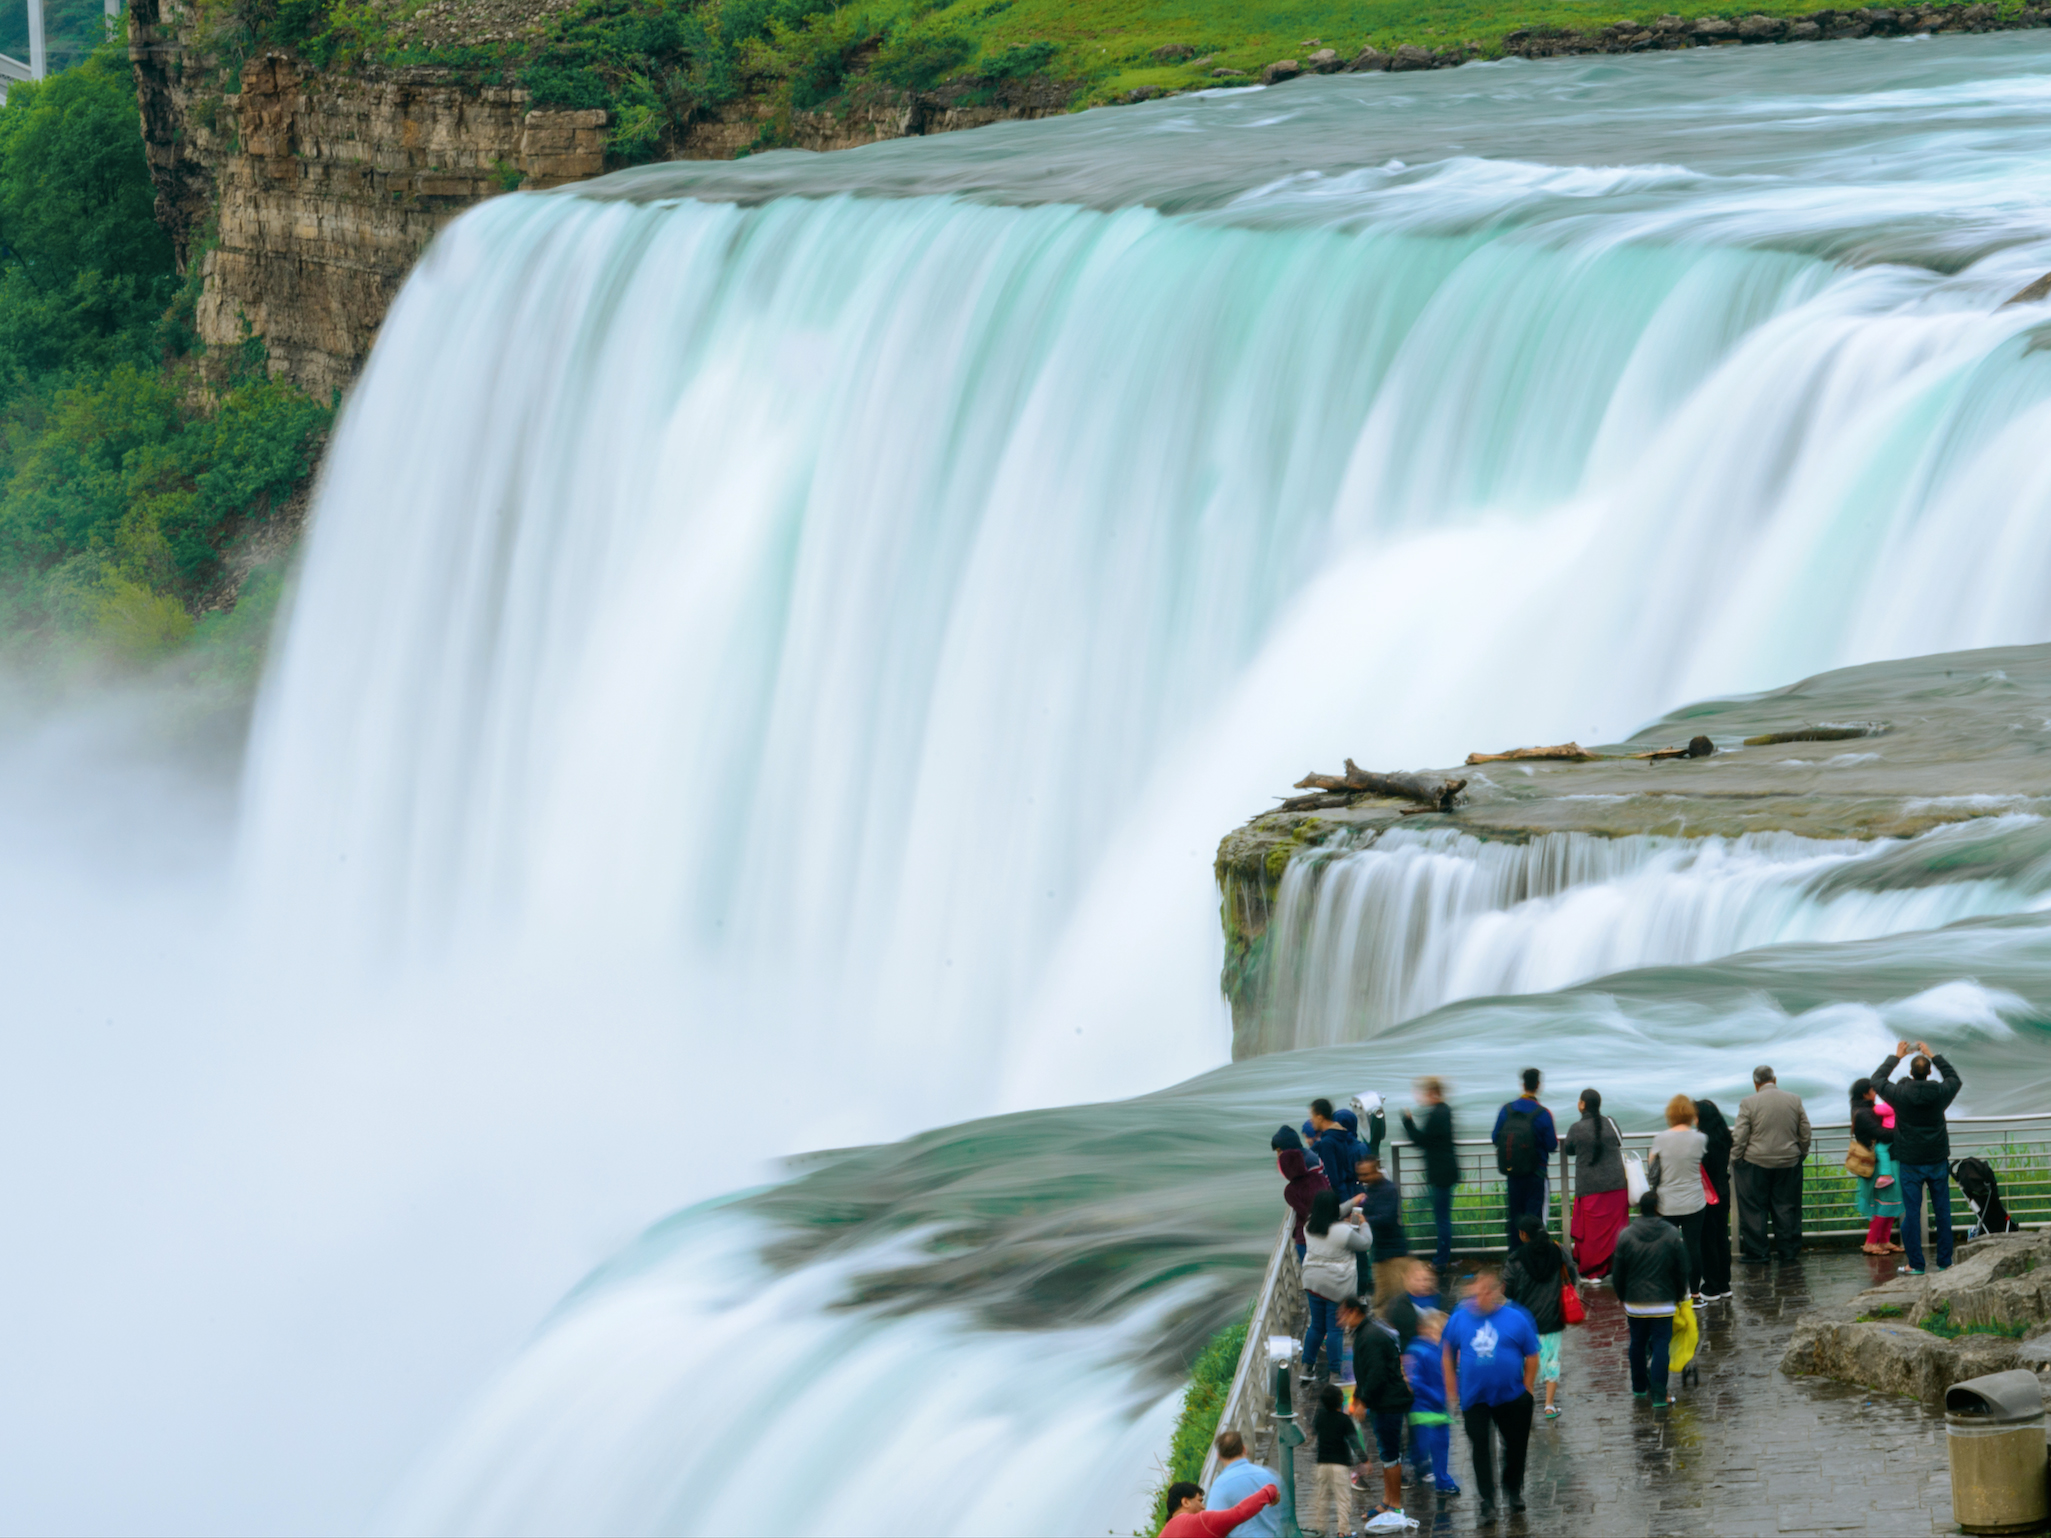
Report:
1285,1249,1963,1536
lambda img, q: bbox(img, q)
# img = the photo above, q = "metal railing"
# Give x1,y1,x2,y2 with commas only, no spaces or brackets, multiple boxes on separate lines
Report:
1382,1112,2051,1251
1196,1110,2051,1505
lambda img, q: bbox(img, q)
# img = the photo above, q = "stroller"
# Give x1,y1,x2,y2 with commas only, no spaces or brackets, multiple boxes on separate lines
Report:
1950,1157,2021,1240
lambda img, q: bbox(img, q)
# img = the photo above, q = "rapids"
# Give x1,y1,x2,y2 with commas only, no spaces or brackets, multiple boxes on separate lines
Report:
5,27,2051,1538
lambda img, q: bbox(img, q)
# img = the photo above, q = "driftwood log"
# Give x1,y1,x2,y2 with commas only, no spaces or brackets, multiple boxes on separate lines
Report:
1741,724,1883,746
1630,735,1715,761
1465,742,1598,765
1282,759,1466,813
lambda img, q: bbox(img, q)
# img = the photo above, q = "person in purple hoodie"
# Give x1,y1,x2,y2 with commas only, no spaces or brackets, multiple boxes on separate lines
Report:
1273,1125,1329,1261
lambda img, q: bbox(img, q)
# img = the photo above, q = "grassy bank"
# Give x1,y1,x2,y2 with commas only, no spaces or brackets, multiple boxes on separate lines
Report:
208,0,2049,163
0,39,329,688
1149,1313,1249,1533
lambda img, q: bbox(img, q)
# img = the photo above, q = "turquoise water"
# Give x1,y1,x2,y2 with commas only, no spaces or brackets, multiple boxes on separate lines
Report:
110,28,2051,1538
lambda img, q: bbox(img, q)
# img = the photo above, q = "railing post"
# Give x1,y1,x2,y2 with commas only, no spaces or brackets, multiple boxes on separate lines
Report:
1558,1139,1570,1240
1271,1351,1305,1538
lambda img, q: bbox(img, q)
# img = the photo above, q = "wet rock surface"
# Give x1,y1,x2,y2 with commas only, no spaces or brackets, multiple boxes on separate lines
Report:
1782,1228,2051,1400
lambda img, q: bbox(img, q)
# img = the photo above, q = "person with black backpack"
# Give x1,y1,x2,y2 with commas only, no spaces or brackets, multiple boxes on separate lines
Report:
1492,1068,1558,1249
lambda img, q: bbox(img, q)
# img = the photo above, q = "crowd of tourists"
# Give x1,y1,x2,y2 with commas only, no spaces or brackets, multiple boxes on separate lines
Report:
1159,1040,1966,1535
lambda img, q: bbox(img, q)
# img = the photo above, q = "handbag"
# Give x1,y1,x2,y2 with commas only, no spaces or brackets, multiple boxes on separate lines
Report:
1700,1166,1720,1206
1845,1140,1877,1178
1560,1277,1587,1325
1614,1118,1650,1202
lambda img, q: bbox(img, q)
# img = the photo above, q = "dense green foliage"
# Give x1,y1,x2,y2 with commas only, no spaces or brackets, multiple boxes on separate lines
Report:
0,0,116,74
219,0,2049,143
0,41,329,674
1151,1314,1249,1534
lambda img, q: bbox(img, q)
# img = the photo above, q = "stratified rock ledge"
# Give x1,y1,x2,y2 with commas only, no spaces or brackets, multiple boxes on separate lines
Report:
1781,1228,2051,1400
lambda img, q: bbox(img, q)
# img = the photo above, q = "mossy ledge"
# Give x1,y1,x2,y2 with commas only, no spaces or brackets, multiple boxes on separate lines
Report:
1212,643,2051,1052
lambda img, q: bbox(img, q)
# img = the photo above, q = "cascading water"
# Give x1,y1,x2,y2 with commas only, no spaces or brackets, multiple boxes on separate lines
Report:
1251,816,2051,1052
10,29,2051,1538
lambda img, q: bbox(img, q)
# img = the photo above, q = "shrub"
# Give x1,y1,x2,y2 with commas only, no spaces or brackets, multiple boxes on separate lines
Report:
872,25,974,90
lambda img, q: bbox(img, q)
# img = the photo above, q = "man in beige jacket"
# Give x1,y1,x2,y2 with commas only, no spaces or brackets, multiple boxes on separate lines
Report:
1731,1065,1812,1263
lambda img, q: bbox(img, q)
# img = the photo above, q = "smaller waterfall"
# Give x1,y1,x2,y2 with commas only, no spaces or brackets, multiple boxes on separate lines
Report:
1246,815,2051,1053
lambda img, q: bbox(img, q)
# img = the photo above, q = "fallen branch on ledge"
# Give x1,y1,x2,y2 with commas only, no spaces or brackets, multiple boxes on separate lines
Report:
1281,759,1467,814
1465,742,1598,765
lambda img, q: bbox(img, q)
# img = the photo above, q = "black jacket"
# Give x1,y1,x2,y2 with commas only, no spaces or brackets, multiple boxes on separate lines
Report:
1351,1319,1414,1414
1851,1102,1895,1152
1384,1290,1419,1349
1503,1235,1568,1333
1695,1098,1733,1198
1874,1054,1962,1165
1609,1214,1689,1309
1314,1403,1364,1465
1402,1102,1460,1188
1359,1176,1408,1260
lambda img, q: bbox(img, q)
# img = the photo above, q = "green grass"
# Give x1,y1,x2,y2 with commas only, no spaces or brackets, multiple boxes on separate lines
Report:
1920,1301,2032,1341
1150,1313,1249,1534
210,0,2051,163
1799,1145,2051,1235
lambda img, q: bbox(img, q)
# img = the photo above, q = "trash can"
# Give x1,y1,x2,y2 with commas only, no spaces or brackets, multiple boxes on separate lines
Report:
1945,1369,2049,1535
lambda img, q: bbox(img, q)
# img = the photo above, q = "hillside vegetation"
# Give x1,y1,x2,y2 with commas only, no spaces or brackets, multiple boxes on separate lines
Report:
207,0,2044,158
0,39,329,678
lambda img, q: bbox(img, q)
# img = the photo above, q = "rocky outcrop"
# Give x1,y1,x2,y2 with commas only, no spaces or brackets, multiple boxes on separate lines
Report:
1782,1228,2051,1400
130,0,610,397
128,0,1073,396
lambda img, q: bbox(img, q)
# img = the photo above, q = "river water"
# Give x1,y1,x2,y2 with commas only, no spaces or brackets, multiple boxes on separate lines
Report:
8,29,2051,1538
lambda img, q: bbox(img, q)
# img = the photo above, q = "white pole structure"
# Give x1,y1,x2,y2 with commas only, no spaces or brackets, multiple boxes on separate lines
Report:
26,0,42,79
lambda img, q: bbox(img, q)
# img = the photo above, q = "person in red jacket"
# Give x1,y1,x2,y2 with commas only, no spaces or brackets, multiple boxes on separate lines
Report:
1160,1479,1280,1537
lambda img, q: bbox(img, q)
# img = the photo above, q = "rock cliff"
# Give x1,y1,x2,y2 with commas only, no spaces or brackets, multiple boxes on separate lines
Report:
131,0,612,397
126,0,1071,396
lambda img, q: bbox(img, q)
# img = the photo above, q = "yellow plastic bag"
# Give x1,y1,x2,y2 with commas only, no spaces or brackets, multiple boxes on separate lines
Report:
1669,1296,1698,1375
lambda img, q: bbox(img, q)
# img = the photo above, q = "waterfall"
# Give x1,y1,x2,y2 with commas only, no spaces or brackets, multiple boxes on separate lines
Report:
1247,817,2051,1053
196,32,2051,1537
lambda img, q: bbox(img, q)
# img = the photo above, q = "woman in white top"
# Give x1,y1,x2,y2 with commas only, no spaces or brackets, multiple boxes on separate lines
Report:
1649,1094,1710,1302
1299,1189,1372,1376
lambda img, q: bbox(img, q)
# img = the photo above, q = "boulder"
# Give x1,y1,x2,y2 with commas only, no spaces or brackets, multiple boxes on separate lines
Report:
1738,13,1787,37
1150,43,1197,60
1655,11,1686,26
1390,43,1437,69
1790,19,1824,36
1260,58,1303,83
1210,66,1246,76
1782,1230,2051,1402
1692,15,1738,36
1307,47,1343,71
1346,45,1391,69
1122,86,1161,102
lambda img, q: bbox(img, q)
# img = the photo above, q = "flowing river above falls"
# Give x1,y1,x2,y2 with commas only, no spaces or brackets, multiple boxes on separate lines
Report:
7,28,2051,1538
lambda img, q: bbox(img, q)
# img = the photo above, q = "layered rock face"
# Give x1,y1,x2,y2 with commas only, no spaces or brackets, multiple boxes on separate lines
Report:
1782,1228,2051,1401
131,0,609,397
127,0,1071,396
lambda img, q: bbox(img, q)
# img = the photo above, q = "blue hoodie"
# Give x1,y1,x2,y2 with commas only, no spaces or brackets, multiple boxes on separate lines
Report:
1403,1335,1448,1421
1303,1117,1364,1201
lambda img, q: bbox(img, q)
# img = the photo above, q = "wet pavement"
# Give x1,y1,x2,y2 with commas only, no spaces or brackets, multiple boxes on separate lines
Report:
1282,1248,1970,1536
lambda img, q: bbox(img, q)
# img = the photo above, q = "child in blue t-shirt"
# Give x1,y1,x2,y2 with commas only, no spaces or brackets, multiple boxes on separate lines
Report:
1402,1311,1459,1496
